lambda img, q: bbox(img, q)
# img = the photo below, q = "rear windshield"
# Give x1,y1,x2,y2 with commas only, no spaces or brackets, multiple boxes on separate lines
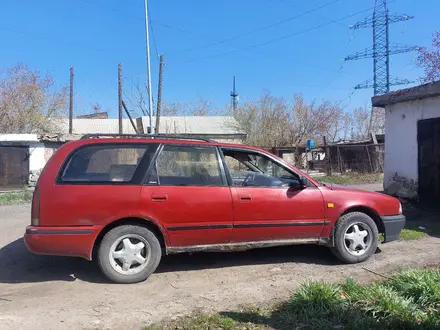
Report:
60,145,148,183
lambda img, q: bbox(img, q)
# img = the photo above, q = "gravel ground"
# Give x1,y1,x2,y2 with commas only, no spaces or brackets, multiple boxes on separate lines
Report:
1,194,439,330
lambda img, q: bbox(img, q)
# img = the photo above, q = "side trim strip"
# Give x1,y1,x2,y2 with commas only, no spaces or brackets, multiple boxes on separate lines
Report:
234,221,329,228
167,224,233,231
26,229,93,235
167,222,329,231
167,238,319,254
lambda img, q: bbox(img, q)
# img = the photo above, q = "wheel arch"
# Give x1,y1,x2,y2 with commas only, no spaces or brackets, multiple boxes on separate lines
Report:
339,206,384,234
91,217,168,260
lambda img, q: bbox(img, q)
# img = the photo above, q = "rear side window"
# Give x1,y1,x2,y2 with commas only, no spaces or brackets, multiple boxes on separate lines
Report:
61,145,148,183
149,145,223,186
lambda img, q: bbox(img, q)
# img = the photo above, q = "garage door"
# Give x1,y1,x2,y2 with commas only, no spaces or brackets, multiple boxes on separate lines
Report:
418,118,440,209
0,147,29,190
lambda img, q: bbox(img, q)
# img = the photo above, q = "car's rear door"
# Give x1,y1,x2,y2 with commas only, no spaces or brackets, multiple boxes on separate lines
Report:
140,144,233,247
221,147,326,243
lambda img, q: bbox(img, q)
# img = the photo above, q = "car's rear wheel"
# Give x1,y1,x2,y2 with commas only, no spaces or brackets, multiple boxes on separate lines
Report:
97,225,161,284
331,212,379,264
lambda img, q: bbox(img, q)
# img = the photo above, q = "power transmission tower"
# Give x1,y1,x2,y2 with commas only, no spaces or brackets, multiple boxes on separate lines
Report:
345,0,418,95
230,76,239,111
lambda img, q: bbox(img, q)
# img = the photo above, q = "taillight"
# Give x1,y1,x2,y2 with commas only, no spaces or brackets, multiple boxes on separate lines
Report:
31,189,40,226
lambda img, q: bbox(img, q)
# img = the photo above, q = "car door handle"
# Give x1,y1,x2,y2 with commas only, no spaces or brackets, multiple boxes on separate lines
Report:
238,194,252,201
151,194,168,202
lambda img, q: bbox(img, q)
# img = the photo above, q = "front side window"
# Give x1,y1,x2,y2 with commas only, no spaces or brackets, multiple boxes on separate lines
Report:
61,145,148,183
222,148,300,188
150,145,222,186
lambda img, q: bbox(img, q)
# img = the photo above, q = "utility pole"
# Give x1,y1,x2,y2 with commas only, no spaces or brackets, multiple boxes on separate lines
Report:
144,0,154,134
118,64,123,134
69,67,74,134
155,54,164,134
230,76,238,111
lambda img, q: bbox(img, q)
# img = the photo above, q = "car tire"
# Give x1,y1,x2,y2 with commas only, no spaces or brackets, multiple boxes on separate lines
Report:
97,225,162,284
330,212,379,264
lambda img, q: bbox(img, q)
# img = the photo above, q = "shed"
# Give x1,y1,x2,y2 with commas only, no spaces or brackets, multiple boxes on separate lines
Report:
372,81,440,208
53,116,246,143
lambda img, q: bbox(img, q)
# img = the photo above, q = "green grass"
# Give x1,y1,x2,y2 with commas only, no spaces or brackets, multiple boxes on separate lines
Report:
145,268,440,330
0,191,32,205
316,172,384,185
399,228,428,240
379,229,427,242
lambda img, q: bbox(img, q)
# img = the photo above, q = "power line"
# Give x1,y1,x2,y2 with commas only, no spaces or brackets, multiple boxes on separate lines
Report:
157,20,352,75
271,0,346,27
182,5,377,65
75,0,141,20
68,0,350,76
319,30,356,93
0,26,109,53
181,0,341,55
148,13,160,62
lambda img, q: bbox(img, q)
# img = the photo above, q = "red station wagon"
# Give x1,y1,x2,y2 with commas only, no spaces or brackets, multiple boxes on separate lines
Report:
25,134,405,284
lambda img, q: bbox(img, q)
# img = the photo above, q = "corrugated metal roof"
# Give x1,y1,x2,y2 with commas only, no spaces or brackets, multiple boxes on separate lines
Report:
142,116,245,135
54,119,138,134
53,116,245,136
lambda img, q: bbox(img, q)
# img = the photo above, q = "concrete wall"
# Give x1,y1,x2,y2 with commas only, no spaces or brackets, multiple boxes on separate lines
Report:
384,95,440,198
28,143,45,186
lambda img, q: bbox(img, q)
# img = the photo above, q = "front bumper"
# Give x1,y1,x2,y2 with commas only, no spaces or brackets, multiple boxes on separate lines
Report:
381,215,406,243
24,225,103,260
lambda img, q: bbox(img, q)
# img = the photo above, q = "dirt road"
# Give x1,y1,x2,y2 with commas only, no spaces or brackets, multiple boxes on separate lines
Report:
1,203,439,330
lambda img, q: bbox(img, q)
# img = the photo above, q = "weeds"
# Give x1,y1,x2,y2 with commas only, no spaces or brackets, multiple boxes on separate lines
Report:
0,190,32,205
145,268,440,330
399,228,428,240
316,172,383,185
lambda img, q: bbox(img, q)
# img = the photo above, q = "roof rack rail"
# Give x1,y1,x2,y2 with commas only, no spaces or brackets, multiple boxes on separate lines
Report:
80,134,215,143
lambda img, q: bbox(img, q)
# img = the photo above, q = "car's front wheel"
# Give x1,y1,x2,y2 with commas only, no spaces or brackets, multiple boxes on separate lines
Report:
331,212,379,264
97,225,162,284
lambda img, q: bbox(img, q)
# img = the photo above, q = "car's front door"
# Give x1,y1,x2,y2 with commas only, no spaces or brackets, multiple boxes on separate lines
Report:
221,147,326,243
140,144,233,247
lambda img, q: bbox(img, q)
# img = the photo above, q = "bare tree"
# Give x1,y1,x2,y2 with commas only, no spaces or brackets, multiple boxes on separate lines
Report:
350,107,370,140
188,97,212,116
160,97,214,116
0,64,67,133
128,81,150,117
323,105,345,143
416,31,440,83
289,95,344,146
231,91,290,147
230,92,345,147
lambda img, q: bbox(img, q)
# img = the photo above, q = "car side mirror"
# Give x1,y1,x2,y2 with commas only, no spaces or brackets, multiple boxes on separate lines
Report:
298,176,308,189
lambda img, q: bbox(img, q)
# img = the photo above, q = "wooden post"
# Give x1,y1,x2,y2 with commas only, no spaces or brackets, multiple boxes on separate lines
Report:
122,100,139,134
371,132,382,172
337,146,343,174
118,64,123,134
323,136,331,176
155,54,164,133
366,145,374,173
